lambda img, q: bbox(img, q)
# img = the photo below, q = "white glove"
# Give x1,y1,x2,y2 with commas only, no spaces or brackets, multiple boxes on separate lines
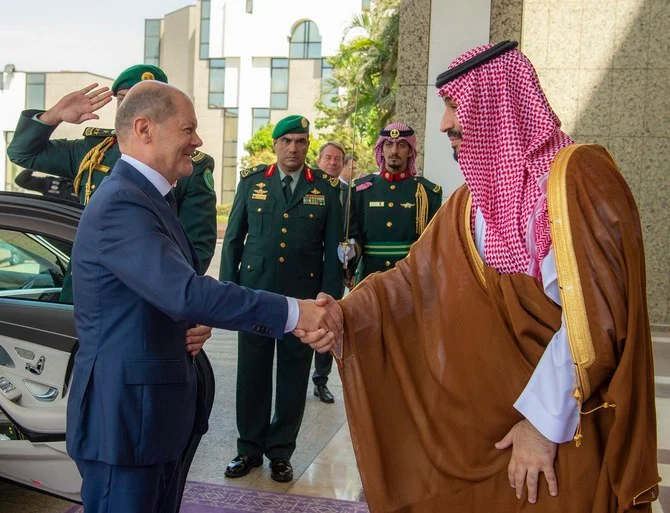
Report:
337,239,356,263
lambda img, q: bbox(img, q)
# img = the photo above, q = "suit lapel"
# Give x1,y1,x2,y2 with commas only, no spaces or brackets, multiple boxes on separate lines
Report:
115,162,195,268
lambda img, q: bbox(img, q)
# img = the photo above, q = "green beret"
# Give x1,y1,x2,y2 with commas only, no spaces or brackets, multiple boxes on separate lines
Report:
272,115,310,139
111,65,168,96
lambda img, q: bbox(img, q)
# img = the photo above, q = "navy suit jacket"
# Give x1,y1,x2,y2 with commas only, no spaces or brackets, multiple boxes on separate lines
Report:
67,159,287,466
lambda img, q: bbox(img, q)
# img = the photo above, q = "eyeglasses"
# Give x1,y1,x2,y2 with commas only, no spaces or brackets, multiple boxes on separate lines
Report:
277,136,309,149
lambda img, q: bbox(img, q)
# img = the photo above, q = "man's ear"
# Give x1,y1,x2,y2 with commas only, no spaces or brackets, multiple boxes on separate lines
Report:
133,116,152,143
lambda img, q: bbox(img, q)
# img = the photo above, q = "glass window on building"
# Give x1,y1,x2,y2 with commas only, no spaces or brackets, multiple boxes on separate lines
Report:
321,58,336,106
200,0,211,60
144,19,161,66
208,59,226,109
252,108,270,134
4,132,22,192
25,73,45,110
362,0,372,9
271,58,289,109
222,109,239,202
289,20,322,59
245,0,253,13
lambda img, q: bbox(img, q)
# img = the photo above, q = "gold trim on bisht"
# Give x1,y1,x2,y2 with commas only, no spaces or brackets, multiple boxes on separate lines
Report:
74,137,116,204
464,192,485,287
547,144,597,446
415,182,429,235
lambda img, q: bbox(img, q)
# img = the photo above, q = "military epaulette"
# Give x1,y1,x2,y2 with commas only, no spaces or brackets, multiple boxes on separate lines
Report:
354,174,375,187
416,175,442,194
318,172,340,189
240,165,267,179
83,127,116,138
191,150,210,163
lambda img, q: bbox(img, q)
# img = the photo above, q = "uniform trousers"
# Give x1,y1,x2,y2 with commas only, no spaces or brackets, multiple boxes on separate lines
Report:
236,331,313,460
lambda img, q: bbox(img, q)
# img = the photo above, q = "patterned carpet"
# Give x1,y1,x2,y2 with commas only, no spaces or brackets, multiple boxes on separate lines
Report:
65,481,370,513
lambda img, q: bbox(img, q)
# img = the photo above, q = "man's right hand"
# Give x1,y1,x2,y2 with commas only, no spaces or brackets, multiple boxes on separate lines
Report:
295,293,343,353
39,83,113,126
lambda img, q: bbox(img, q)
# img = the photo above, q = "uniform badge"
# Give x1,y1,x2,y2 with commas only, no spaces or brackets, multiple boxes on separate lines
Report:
369,201,385,207
203,168,215,191
389,129,400,139
252,181,267,200
301,117,308,128
141,71,155,81
303,189,325,206
356,181,373,192
401,202,416,209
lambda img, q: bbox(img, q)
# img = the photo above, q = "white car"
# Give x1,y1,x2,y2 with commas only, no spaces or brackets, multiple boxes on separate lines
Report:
0,192,215,502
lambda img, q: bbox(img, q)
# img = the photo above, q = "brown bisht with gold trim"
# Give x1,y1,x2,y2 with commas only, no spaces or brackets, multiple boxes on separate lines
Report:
336,145,659,512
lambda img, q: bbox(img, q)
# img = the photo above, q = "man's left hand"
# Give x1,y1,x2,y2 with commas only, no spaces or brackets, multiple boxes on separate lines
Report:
186,324,212,357
495,419,558,504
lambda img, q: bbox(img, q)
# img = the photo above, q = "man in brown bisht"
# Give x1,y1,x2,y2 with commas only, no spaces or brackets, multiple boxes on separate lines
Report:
296,41,659,512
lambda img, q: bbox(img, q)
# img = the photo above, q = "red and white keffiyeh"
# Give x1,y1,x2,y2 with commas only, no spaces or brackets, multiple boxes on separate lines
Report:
438,44,573,277
374,121,418,175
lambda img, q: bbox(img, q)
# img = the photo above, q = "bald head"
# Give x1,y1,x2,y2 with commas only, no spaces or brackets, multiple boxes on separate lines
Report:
114,81,203,184
115,81,187,143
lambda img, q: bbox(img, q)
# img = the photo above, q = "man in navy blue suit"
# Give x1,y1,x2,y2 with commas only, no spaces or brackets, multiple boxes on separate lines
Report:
67,81,341,513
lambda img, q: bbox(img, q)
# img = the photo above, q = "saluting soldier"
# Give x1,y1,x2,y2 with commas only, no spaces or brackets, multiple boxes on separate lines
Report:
343,121,443,282
6,64,218,292
220,115,343,483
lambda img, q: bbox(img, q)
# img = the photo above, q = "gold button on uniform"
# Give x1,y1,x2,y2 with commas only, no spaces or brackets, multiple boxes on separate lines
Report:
309,272,315,278
247,264,251,269
279,256,285,263
257,207,262,212
283,213,289,219
390,185,396,190
386,221,393,227
385,261,391,267
281,228,288,234
280,242,286,248
309,213,314,219
91,184,96,190
388,202,394,207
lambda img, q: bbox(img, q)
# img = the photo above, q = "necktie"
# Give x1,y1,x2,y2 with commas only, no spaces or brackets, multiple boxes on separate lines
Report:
165,190,178,215
282,175,293,204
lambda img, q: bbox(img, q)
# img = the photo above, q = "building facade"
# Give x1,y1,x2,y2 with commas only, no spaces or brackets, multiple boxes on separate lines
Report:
0,68,114,192
148,0,365,203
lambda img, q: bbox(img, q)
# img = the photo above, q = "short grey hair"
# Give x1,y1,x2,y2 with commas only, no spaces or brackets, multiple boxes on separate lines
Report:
318,141,346,160
115,81,177,141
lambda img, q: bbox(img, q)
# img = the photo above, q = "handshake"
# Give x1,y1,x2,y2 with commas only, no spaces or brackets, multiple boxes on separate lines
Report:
294,293,343,353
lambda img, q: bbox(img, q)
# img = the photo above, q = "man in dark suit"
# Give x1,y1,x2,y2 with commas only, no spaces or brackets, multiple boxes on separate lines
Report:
311,141,347,404
220,117,344,482
68,82,340,513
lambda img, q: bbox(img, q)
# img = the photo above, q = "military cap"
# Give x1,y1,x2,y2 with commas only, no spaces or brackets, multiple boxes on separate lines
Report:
272,115,310,139
111,64,168,96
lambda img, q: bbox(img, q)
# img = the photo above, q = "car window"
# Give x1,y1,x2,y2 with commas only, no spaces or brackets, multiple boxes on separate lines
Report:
0,229,71,303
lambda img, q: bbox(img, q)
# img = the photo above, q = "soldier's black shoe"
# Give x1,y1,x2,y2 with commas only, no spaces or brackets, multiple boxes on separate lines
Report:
224,454,263,478
270,458,294,482
314,384,335,403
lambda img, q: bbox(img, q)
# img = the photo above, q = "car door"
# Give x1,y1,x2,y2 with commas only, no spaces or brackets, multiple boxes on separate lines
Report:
0,192,82,500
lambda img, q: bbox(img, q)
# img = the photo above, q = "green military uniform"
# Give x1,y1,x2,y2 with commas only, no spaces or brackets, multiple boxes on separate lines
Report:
7,113,217,301
220,158,343,461
350,170,442,281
